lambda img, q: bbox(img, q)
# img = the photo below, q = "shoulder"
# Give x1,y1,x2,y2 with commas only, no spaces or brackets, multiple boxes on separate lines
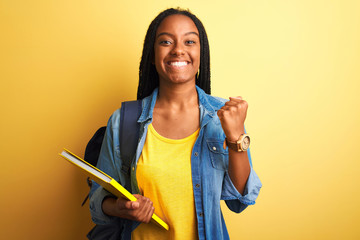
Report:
106,108,121,130
207,95,227,111
198,88,227,111
107,99,144,130
211,95,227,106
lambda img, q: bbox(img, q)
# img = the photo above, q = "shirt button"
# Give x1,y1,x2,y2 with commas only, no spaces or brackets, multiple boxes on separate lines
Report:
212,146,217,151
195,184,200,188
199,212,203,217
132,167,135,171
194,152,198,157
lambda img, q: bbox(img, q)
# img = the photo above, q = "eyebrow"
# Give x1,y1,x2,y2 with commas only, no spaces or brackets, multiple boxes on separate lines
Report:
156,32,199,39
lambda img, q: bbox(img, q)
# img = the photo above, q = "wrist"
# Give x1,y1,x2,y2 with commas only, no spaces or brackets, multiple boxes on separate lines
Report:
226,129,245,142
225,133,250,152
102,197,117,217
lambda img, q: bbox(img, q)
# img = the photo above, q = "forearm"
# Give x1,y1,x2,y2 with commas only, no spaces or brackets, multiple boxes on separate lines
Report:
102,197,119,217
228,149,251,195
89,186,118,224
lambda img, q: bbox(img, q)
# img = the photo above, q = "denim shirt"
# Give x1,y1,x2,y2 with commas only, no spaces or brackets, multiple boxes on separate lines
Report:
89,86,262,240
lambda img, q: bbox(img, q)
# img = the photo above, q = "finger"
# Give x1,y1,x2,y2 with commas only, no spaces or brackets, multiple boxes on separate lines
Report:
217,108,226,118
133,194,142,199
144,198,153,210
138,198,153,223
144,206,155,224
218,106,238,117
224,101,240,107
229,96,243,101
228,98,244,104
224,100,236,105
220,105,239,112
225,99,246,106
137,196,152,211
224,101,248,111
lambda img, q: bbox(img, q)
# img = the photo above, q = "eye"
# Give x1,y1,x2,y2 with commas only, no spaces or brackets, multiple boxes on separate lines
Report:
185,40,196,45
159,40,172,45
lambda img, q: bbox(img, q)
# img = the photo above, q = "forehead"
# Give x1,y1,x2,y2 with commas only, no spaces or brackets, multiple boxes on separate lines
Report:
156,14,199,36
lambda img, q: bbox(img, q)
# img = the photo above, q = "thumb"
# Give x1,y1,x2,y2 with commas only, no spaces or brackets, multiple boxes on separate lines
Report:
125,200,140,209
116,198,139,210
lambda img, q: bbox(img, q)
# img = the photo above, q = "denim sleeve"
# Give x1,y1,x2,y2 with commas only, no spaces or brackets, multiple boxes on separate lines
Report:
89,110,123,225
221,149,262,213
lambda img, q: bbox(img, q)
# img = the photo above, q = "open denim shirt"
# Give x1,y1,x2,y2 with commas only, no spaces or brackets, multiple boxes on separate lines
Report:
89,86,262,240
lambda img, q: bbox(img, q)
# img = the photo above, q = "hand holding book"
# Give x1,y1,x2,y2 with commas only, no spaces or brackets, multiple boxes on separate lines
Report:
103,194,155,223
59,148,169,230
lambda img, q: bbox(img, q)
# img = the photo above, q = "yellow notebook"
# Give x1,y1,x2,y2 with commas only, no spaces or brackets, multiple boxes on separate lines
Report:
59,148,169,230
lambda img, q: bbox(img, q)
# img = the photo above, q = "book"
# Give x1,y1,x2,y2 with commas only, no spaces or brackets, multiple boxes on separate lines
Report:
59,148,169,230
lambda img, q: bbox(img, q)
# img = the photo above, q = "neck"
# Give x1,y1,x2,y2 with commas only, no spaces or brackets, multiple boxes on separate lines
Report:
157,82,198,109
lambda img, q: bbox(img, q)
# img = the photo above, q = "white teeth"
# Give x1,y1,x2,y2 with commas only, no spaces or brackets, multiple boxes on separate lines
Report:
169,61,187,67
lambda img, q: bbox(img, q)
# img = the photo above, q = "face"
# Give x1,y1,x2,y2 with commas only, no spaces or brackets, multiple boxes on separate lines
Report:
154,14,200,86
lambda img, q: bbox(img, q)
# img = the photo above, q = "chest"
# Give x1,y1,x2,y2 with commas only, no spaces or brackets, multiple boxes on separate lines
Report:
152,106,200,139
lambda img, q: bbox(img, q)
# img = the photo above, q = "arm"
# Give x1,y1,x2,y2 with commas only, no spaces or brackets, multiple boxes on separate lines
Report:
217,96,262,213
89,109,154,224
227,139,250,195
217,96,250,194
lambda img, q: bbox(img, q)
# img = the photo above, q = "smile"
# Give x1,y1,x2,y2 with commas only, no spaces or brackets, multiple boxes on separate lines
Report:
168,61,189,67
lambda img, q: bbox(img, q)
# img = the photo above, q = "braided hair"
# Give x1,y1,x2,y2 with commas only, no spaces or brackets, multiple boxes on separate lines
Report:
137,8,211,100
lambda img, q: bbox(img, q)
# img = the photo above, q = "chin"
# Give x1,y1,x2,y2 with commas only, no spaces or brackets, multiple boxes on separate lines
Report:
168,77,195,85
159,73,196,85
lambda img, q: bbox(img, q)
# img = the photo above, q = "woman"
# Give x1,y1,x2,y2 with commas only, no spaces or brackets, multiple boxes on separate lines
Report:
89,8,262,240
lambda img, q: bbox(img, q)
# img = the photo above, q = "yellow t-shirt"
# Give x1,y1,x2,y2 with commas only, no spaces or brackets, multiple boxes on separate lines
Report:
131,123,199,240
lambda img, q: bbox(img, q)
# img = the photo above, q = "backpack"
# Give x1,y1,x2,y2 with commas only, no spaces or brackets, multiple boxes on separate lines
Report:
82,100,142,240
82,100,142,205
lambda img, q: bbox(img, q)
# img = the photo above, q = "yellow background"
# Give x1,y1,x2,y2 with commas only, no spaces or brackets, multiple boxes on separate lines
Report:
1,0,359,239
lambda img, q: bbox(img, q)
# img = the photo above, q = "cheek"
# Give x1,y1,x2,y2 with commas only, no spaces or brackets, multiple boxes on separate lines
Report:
194,55,201,70
153,49,164,71
154,58,163,75
193,48,201,66
154,49,167,66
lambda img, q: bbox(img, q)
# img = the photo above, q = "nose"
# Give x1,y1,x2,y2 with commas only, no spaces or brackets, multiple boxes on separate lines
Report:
170,43,185,56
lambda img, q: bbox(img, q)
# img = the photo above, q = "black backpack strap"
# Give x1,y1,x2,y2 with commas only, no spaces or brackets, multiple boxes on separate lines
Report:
119,100,142,182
